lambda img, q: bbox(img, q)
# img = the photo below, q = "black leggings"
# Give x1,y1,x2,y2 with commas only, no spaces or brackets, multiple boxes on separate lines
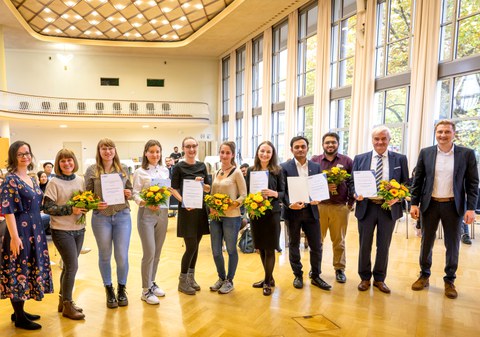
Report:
181,233,203,274
259,249,276,283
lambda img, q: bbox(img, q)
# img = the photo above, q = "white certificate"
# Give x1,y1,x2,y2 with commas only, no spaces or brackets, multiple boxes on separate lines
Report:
151,178,171,209
287,176,310,203
353,171,377,198
182,179,203,209
100,173,125,206
250,171,269,193
307,173,330,202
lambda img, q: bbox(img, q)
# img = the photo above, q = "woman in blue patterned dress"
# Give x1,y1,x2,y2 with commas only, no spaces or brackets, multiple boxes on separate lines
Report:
0,141,53,330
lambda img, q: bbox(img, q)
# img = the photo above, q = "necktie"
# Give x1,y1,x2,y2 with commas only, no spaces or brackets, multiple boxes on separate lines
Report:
375,155,383,189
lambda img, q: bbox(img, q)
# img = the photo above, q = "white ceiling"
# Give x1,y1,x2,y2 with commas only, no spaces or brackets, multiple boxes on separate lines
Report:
0,0,311,58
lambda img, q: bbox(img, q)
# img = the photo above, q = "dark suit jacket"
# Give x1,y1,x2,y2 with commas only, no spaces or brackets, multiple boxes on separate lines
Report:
410,145,479,216
351,151,409,221
281,159,321,220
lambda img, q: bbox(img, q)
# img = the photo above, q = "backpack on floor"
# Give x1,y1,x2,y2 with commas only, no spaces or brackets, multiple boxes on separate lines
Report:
238,226,254,254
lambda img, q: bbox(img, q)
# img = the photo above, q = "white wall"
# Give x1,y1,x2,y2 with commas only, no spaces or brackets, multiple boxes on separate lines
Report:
5,49,218,119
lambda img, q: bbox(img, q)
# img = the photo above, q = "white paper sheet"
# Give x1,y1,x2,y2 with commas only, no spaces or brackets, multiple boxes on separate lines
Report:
287,176,310,203
182,179,204,209
100,173,125,206
249,171,269,194
353,171,377,198
307,173,330,202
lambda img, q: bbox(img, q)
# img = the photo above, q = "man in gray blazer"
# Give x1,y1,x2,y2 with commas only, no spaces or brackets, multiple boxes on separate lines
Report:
351,126,409,294
410,120,478,299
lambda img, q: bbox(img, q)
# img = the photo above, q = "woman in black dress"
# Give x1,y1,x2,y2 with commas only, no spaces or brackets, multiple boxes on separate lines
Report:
0,141,53,330
170,137,211,295
246,141,284,296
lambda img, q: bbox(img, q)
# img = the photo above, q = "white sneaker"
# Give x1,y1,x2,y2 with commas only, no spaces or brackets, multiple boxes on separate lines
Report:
218,280,234,294
141,290,160,305
209,278,224,291
80,247,92,254
151,282,165,297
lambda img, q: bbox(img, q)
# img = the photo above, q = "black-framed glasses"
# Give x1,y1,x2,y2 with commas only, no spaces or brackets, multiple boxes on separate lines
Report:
184,144,198,149
17,152,31,158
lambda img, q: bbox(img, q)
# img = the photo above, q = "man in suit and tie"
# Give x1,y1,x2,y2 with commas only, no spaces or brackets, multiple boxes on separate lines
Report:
410,120,478,299
282,136,331,291
352,126,409,293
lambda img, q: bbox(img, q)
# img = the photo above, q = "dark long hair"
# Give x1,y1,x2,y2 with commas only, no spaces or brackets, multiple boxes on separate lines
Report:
141,140,163,170
7,140,35,173
252,141,280,174
219,141,236,167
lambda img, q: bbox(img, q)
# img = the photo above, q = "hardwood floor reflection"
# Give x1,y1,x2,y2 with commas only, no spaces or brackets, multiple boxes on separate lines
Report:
1,209,479,336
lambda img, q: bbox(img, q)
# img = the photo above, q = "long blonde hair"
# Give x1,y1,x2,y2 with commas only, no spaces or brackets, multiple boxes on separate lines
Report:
95,138,126,177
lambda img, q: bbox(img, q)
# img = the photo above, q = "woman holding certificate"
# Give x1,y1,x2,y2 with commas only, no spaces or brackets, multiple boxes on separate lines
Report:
132,140,171,305
208,141,247,294
85,138,133,309
246,141,285,296
171,137,211,295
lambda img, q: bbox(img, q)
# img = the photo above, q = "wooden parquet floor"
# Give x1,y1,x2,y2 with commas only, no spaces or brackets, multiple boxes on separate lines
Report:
1,208,480,337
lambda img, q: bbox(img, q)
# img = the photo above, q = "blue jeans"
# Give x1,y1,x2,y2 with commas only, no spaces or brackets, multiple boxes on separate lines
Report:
210,216,241,280
91,208,132,285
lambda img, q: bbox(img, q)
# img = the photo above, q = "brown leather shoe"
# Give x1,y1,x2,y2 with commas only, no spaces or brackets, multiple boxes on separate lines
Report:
411,276,429,291
444,282,458,299
62,301,85,320
373,281,391,294
357,280,371,291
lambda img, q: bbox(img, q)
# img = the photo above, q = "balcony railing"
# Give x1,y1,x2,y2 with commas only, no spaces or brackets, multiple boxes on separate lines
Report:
0,90,210,120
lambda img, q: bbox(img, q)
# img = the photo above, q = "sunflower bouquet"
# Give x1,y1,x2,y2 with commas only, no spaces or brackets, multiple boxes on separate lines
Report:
66,190,101,224
139,185,171,207
204,193,233,220
244,192,273,220
322,166,351,195
376,179,410,210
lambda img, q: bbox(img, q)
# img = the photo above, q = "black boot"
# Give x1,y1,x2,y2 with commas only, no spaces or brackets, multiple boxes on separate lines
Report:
117,284,128,307
105,284,118,309
11,311,41,322
11,300,41,330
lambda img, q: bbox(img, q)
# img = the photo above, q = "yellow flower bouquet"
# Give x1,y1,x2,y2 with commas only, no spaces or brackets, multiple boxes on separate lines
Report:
322,166,351,195
244,192,273,220
66,190,101,224
376,179,410,210
204,193,233,220
139,185,171,207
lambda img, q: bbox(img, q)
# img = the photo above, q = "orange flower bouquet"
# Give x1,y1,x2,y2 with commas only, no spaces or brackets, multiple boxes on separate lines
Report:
66,190,101,224
204,193,233,220
244,192,273,220
376,179,410,210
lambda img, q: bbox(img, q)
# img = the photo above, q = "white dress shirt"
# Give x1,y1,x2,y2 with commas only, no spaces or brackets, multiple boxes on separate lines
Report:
294,158,309,178
432,145,454,198
132,164,170,205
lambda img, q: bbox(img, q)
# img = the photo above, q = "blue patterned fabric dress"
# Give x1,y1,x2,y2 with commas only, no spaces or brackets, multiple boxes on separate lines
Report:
0,173,53,301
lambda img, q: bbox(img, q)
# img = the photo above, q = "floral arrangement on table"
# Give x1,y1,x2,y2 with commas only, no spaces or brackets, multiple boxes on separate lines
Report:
376,179,410,210
204,193,233,220
140,185,171,207
322,165,351,195
67,190,101,224
244,192,273,220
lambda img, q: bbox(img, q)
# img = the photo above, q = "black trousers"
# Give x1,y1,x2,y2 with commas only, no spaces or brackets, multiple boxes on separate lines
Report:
420,200,462,282
357,202,396,282
287,207,322,278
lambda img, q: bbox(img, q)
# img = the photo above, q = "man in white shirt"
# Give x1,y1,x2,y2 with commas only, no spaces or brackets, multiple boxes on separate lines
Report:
410,120,478,299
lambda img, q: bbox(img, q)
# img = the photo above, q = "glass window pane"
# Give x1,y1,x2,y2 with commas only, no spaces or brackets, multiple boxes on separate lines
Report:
439,24,453,62
385,87,408,123
307,6,318,36
376,1,387,47
389,0,412,42
387,39,410,75
452,73,480,118
331,61,338,88
375,47,385,77
456,14,480,59
442,0,455,23
333,0,341,22
306,36,317,72
437,79,452,120
345,15,357,58
459,0,480,17
389,126,404,153
331,24,339,62
306,71,316,96
374,91,385,125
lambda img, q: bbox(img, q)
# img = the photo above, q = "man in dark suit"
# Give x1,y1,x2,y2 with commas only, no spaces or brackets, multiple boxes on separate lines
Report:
410,120,478,299
282,136,331,291
351,126,409,293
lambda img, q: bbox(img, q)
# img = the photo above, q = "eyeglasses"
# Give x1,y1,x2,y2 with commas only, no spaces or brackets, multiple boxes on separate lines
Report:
184,144,198,149
17,152,31,158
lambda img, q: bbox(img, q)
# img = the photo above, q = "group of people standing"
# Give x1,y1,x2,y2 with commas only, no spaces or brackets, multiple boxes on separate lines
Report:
0,119,477,331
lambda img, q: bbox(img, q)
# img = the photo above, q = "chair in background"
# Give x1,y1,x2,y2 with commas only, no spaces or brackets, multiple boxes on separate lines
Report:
95,102,104,113
162,102,171,114
19,101,29,110
146,103,155,114
113,102,122,113
129,102,138,113
41,101,51,110
77,102,86,113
